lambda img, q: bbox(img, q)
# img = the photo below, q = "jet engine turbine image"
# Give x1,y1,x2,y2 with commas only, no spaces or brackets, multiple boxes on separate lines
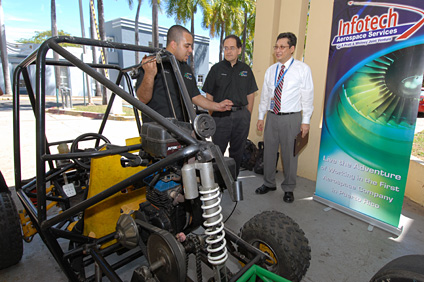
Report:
324,45,424,172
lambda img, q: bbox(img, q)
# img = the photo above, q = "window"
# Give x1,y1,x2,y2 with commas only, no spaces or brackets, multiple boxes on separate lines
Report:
106,37,115,52
59,67,69,88
148,41,163,48
197,75,204,88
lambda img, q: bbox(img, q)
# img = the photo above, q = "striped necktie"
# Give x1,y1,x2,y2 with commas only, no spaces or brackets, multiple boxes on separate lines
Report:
273,65,285,114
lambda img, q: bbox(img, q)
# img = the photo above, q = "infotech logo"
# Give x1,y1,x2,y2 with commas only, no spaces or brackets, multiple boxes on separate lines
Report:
338,7,398,37
332,1,424,49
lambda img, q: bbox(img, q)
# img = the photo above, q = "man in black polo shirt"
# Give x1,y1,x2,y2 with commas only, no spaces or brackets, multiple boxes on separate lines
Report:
136,25,233,123
202,35,258,177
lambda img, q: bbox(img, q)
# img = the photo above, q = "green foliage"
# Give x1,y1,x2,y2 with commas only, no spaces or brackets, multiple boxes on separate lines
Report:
240,38,254,66
166,0,210,27
17,30,80,47
203,0,256,64
412,130,424,161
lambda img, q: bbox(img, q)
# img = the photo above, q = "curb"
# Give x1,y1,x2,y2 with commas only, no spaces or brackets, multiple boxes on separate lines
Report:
2,95,135,121
46,108,136,121
0,95,13,100
0,94,103,103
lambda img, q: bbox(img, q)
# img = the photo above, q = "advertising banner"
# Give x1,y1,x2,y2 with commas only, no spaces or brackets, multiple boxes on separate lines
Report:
315,0,424,233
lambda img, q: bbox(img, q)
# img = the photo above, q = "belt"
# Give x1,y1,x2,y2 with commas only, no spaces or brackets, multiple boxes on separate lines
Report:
269,111,299,116
231,106,244,112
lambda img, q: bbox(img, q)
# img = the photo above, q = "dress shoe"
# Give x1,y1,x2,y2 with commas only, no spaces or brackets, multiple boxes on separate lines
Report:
283,192,294,203
255,184,276,194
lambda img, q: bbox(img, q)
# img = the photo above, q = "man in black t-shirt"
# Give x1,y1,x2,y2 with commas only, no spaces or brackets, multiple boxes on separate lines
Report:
202,35,258,177
136,25,233,123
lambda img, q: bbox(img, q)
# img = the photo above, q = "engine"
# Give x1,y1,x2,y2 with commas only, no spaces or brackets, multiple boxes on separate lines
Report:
135,119,232,237
135,167,203,236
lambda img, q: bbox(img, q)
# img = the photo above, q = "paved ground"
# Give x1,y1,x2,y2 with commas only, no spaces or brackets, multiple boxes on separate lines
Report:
1,96,424,282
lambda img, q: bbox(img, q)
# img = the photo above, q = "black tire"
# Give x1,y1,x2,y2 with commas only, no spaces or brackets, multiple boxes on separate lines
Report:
369,255,424,282
0,192,23,269
239,211,311,282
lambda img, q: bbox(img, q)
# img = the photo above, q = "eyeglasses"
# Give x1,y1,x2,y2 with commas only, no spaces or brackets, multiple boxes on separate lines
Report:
273,45,290,50
224,46,237,51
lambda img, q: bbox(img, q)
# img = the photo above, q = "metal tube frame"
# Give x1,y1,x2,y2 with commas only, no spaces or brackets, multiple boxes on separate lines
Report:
11,36,260,281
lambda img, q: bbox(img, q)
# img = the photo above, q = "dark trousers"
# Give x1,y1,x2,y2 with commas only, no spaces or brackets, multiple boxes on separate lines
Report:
263,111,301,192
212,108,251,176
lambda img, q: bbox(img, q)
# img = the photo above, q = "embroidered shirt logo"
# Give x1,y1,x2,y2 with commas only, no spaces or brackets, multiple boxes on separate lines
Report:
184,73,193,80
239,71,248,77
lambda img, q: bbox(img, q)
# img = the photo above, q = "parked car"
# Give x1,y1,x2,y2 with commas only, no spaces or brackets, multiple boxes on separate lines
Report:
419,89,424,113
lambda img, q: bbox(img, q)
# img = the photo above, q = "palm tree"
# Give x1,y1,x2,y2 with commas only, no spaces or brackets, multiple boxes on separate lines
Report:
127,0,159,60
97,0,108,104
51,0,61,97
79,0,92,104
206,0,243,61
243,38,254,67
133,0,142,64
97,0,107,64
89,1,102,99
152,0,160,48
165,0,210,70
17,30,76,45
239,0,255,63
0,0,12,95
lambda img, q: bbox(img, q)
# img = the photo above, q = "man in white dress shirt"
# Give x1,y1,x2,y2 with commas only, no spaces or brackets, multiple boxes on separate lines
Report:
255,32,314,203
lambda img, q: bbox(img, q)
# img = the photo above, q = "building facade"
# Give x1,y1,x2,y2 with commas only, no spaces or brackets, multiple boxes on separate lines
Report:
1,19,210,98
105,18,210,90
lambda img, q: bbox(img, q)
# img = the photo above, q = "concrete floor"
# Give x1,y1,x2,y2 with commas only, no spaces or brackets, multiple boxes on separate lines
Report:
1,98,424,281
1,171,424,282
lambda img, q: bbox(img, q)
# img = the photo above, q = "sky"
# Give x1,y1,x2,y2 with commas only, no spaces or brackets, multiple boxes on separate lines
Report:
1,0,221,63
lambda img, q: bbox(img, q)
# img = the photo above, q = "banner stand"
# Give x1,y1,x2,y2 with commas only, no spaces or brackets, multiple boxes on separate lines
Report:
313,194,402,237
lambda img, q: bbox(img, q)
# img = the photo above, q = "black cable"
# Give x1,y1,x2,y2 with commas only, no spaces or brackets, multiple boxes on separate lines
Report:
159,59,177,119
224,201,238,224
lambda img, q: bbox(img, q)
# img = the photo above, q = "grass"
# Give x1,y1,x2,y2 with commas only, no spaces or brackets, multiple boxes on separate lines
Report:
412,131,424,161
72,105,138,117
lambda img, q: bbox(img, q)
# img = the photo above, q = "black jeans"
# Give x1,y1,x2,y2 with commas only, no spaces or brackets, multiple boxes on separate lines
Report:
212,107,251,177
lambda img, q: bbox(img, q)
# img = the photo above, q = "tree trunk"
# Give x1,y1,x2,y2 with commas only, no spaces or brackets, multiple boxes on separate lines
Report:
219,24,224,62
152,1,159,48
190,12,195,71
79,0,92,104
241,9,247,63
0,0,12,95
135,0,141,64
97,0,108,105
51,0,62,99
90,2,102,99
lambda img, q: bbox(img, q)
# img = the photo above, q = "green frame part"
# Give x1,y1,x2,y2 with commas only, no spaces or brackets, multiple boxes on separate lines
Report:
237,265,292,282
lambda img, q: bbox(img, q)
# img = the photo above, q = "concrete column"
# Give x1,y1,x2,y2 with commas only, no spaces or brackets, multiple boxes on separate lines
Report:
299,0,334,180
251,0,334,181
251,0,309,142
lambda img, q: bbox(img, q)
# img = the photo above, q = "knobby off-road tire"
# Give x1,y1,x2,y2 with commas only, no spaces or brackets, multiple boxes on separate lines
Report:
239,210,311,282
369,255,424,282
0,192,23,269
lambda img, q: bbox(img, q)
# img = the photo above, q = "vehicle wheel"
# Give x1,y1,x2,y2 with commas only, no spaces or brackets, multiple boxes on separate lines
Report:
239,211,311,282
369,255,424,282
0,192,23,269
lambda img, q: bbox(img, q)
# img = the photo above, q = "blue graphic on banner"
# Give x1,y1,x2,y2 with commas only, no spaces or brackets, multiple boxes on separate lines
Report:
315,0,424,231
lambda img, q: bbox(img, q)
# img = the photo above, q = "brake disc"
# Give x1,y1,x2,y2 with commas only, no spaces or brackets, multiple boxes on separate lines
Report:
147,229,187,282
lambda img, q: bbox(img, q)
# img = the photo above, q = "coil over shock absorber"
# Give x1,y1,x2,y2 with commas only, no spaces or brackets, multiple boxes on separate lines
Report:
182,162,228,266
